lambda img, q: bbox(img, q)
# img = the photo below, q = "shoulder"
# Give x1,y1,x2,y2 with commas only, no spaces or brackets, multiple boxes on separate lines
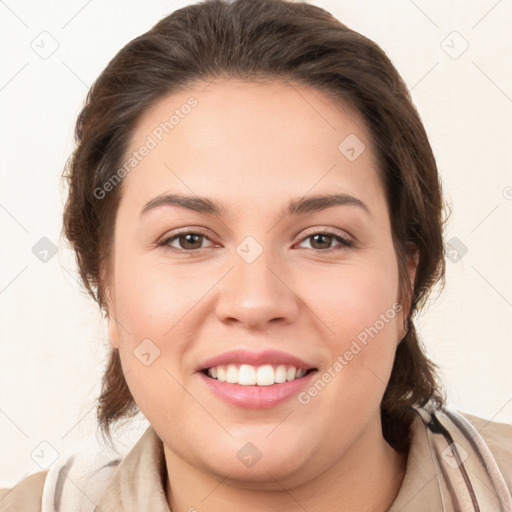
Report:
0,470,48,512
0,428,147,512
457,409,512,493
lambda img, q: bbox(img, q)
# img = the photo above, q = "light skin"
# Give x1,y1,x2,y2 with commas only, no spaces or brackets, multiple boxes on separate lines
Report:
107,79,417,511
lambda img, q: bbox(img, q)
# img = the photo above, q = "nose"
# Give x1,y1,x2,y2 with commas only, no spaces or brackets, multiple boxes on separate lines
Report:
215,247,300,330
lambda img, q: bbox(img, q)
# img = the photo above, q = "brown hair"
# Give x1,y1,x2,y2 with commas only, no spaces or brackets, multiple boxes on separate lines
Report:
62,0,447,452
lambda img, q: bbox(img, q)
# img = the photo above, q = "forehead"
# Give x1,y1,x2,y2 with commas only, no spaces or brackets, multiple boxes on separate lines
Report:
119,78,384,217
131,78,372,155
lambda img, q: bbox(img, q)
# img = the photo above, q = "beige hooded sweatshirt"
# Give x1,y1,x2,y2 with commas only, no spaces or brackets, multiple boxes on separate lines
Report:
1,403,511,511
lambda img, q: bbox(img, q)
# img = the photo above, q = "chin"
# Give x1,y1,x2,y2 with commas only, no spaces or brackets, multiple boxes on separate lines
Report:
195,435,315,487
208,458,308,489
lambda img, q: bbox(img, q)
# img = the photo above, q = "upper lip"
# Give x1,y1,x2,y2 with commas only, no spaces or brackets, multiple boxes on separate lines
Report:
197,349,318,372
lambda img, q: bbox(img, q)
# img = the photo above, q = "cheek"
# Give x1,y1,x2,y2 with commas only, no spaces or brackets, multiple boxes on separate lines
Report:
110,250,203,418
112,250,209,341
307,255,402,397
311,254,401,340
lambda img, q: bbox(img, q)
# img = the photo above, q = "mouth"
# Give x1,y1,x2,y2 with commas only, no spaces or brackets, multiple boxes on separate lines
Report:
196,349,319,408
198,364,319,409
200,364,318,386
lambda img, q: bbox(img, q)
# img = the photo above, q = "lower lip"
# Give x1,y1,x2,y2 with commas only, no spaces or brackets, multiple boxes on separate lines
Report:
197,370,318,409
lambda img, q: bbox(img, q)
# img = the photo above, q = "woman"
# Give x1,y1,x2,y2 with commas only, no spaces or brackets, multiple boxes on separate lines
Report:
1,0,510,510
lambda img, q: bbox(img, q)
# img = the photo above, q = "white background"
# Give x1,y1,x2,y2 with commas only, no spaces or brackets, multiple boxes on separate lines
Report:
1,0,511,488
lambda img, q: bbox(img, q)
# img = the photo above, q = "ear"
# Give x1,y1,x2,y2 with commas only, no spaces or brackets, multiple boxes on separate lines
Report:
407,250,419,291
399,250,419,339
104,286,120,350
107,314,120,350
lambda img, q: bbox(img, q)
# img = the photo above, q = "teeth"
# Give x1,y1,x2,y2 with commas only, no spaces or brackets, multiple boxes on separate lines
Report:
256,364,274,386
216,366,226,382
206,364,309,385
225,365,238,383
275,365,287,383
238,364,256,385
286,366,296,381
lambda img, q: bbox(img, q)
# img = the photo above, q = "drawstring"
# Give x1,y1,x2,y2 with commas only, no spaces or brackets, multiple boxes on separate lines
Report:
427,412,480,511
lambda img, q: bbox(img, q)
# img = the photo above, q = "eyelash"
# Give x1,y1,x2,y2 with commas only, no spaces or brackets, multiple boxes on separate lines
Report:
157,228,354,254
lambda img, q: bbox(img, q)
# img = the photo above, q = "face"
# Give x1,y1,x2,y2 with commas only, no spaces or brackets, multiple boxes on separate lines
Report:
107,79,415,487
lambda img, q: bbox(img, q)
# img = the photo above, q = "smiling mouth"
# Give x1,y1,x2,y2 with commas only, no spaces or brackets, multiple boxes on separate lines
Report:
201,364,317,386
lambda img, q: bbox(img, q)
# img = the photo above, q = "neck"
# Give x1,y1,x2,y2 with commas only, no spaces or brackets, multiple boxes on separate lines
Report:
163,414,408,512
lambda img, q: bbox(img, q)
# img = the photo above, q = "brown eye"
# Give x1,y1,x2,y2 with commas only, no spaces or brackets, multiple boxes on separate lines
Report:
298,230,353,252
158,230,214,252
310,233,334,250
176,233,205,250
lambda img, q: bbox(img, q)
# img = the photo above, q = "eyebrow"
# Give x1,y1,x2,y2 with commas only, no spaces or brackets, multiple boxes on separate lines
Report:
140,192,371,218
